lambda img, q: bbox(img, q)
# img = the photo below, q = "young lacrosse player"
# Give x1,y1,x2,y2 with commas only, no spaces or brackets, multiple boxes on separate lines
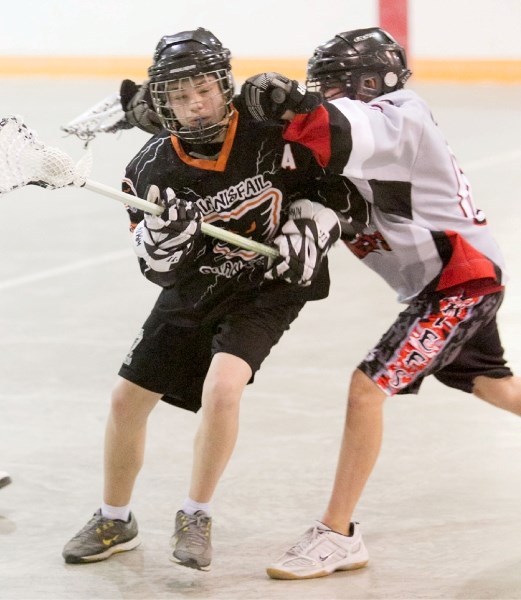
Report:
62,27,342,570
241,27,521,580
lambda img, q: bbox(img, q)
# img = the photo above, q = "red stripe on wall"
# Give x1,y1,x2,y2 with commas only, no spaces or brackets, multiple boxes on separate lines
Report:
378,0,409,55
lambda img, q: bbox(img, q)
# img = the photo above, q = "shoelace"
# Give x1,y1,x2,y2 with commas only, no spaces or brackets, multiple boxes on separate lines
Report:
287,525,324,556
74,515,115,540
177,514,210,547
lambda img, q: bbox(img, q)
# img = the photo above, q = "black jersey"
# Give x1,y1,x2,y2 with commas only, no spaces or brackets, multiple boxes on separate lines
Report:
122,103,332,326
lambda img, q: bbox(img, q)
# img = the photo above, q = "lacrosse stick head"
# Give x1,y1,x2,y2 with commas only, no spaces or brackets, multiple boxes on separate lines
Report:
0,115,91,195
61,92,130,145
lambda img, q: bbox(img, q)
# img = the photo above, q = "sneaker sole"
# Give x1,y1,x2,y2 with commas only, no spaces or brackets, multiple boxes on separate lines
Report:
64,535,141,564
266,559,368,580
169,554,211,571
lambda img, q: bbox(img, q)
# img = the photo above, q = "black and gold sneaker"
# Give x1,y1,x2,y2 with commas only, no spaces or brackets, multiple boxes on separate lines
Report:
62,509,140,564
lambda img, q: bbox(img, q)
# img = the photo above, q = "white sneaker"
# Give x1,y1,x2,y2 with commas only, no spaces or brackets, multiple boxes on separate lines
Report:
0,471,12,489
266,521,369,580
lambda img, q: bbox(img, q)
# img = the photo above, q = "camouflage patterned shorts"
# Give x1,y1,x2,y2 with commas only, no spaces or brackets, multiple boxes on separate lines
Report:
358,290,512,395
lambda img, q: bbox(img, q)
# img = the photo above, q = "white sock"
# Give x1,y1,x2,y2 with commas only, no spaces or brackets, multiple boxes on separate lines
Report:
182,497,211,516
101,502,131,522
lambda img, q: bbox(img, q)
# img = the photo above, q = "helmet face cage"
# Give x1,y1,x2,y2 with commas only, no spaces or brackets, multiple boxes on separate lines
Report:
306,27,411,102
147,28,235,143
149,70,234,143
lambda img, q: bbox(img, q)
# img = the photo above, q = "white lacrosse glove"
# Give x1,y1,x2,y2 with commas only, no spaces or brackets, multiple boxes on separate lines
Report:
132,185,202,272
265,199,341,286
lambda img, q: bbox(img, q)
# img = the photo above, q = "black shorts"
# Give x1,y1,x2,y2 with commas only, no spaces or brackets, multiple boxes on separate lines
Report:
118,299,304,413
358,290,512,395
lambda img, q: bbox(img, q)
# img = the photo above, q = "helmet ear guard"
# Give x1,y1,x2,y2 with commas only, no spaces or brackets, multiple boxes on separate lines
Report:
306,27,412,102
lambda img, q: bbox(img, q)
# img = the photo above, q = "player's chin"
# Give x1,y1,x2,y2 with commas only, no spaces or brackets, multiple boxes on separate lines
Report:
188,117,213,128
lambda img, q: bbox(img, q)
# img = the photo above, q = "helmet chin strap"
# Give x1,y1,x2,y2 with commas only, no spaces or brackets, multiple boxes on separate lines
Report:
177,121,225,143
180,117,206,133
181,111,232,142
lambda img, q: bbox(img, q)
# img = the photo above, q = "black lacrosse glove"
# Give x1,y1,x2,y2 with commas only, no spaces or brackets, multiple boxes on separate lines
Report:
241,72,322,122
265,200,341,286
120,79,162,134
132,186,202,272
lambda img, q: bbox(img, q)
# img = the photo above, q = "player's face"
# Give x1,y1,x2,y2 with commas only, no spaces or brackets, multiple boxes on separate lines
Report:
322,84,346,100
166,74,227,132
320,74,378,102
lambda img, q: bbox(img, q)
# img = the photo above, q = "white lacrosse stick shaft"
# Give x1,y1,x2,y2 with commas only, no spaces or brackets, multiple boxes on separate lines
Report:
83,179,279,258
0,115,278,259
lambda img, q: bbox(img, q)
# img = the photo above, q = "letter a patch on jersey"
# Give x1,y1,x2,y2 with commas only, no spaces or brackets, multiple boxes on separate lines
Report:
281,144,297,170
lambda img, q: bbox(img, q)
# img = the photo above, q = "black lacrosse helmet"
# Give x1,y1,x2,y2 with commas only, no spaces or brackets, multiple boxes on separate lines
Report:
148,28,235,143
306,27,411,102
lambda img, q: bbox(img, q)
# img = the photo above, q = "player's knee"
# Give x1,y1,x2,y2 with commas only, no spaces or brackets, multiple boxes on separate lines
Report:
109,379,155,425
202,376,243,413
347,369,385,411
473,374,521,416
110,385,132,423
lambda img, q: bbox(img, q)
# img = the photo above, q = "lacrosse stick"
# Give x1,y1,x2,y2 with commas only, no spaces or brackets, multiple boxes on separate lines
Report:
61,92,128,145
0,116,278,258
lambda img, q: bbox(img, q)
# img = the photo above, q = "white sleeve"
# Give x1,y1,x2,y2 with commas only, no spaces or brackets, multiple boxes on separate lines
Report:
329,90,428,182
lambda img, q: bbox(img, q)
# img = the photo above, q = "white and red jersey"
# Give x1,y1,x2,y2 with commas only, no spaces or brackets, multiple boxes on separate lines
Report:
284,89,506,303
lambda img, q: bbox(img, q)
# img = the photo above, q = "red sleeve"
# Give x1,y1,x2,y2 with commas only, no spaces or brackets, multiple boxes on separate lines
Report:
282,106,332,168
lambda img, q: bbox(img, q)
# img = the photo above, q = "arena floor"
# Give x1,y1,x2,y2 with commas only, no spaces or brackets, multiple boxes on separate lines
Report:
1,79,521,600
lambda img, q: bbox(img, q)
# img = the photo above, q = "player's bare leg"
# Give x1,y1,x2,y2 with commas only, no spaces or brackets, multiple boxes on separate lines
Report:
266,369,378,579
320,371,521,534
189,352,251,501
473,374,521,416
321,368,386,534
62,379,160,564
171,352,252,570
104,378,162,506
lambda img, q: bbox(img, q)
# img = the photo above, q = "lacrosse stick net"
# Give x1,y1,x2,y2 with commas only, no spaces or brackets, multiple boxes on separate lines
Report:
0,115,278,258
0,115,91,192
61,93,129,145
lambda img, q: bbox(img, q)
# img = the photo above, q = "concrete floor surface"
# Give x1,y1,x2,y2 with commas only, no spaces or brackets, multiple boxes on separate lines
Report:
1,79,521,599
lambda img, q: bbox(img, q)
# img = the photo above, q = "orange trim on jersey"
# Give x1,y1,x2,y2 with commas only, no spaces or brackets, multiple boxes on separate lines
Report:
169,110,239,172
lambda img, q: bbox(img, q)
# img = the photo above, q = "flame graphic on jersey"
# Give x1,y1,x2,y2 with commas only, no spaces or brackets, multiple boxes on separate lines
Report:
203,187,283,261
